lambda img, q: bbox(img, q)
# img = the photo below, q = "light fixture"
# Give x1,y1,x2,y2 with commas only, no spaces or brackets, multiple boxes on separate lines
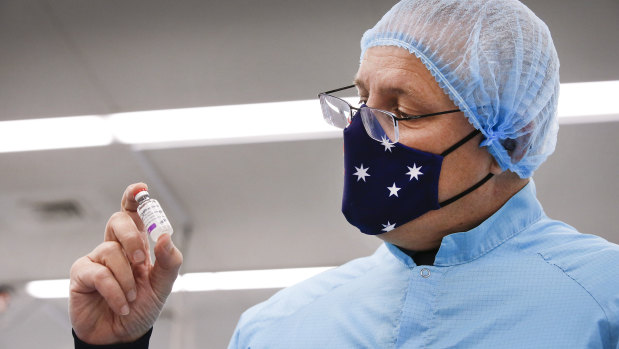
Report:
1,81,617,153
0,116,113,153
25,266,335,299
25,279,71,299
173,267,334,292
107,99,343,149
557,80,619,124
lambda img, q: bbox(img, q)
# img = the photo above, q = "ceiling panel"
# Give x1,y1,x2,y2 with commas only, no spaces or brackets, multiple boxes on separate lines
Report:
2,0,618,120
0,0,112,119
0,144,142,280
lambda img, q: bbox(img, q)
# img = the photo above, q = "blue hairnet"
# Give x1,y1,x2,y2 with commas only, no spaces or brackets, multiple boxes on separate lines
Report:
360,0,560,178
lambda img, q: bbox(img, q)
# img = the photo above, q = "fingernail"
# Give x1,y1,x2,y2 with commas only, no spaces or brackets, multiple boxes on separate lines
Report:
127,289,137,302
120,305,130,316
133,250,145,263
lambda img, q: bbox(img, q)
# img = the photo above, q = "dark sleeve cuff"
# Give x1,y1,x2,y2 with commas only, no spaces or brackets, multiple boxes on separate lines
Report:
73,328,152,349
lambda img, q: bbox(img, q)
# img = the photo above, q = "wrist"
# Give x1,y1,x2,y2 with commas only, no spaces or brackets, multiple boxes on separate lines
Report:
72,328,152,349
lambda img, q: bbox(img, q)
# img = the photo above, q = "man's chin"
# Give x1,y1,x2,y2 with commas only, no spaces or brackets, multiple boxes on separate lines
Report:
373,212,446,251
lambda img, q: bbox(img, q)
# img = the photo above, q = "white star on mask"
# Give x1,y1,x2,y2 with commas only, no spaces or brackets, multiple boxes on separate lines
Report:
387,183,401,197
406,163,424,181
382,221,396,232
380,135,395,152
353,164,370,182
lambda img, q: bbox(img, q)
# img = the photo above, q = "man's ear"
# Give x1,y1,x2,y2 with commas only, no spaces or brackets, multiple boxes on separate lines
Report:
480,138,505,175
489,156,503,175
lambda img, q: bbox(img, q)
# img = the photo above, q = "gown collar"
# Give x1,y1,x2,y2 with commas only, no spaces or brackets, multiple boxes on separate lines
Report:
386,180,544,267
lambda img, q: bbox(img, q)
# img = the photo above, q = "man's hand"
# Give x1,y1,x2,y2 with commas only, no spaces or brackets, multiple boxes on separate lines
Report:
69,183,183,344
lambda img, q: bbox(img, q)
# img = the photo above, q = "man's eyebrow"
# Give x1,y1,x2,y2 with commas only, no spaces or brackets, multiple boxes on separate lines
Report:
353,78,411,97
353,78,365,91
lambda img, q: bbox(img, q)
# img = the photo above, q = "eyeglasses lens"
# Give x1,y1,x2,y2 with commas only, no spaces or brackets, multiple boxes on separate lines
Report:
319,95,351,129
360,108,398,143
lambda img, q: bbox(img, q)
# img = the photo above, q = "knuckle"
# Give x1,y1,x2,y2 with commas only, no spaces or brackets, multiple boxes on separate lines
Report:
93,267,112,283
100,240,122,254
69,278,80,293
109,211,126,222
105,211,125,229
106,212,140,238
69,256,88,277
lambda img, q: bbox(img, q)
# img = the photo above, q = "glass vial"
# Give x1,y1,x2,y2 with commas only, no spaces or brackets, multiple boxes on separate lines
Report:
134,188,173,242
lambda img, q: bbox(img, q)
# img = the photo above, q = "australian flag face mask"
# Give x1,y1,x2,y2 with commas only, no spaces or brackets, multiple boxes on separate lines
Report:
342,108,493,235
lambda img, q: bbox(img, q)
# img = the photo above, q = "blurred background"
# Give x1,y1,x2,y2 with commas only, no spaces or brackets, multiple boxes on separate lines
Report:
0,0,618,347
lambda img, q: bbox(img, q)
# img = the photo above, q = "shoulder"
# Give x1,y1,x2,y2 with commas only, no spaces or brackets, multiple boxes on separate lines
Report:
528,217,619,280
230,244,404,344
523,217,619,330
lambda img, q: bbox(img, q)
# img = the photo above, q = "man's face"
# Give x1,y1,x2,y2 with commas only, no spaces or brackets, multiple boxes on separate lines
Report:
354,46,501,249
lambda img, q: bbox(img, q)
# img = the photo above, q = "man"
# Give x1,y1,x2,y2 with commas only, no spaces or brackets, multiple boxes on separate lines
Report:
70,0,619,348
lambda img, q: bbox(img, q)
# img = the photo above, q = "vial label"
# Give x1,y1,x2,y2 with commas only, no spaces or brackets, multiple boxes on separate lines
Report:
137,199,172,241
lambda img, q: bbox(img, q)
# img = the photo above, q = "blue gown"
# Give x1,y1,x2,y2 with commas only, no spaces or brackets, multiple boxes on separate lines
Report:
229,181,619,348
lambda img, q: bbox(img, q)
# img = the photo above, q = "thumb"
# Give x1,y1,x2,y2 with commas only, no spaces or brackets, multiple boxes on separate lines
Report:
150,234,183,300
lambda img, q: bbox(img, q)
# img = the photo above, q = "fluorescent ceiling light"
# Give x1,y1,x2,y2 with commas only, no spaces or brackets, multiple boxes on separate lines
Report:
557,80,619,124
25,279,70,299
0,116,113,153
1,81,617,153
25,266,335,299
108,99,343,148
173,267,334,292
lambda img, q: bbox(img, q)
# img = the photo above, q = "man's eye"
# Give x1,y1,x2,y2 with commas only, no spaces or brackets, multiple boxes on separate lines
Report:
396,110,414,118
397,110,424,120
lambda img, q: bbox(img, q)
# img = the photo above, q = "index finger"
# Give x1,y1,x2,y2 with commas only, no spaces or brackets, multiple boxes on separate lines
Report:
122,182,149,212
120,182,148,233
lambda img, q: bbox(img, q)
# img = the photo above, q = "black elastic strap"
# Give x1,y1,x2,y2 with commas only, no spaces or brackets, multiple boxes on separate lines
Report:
439,173,494,207
440,129,481,157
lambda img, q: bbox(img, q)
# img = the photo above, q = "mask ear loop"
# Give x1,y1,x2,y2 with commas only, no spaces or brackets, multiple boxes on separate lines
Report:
440,129,481,157
439,173,494,207
438,128,494,207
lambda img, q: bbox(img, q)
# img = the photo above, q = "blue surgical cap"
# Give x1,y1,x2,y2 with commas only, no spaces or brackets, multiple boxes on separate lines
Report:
361,0,560,178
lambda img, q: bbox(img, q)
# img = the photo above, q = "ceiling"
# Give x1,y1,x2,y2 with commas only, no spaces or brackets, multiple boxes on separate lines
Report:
1,0,618,348
2,0,619,120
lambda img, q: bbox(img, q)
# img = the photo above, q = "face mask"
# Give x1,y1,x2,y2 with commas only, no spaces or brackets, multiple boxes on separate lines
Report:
342,109,493,235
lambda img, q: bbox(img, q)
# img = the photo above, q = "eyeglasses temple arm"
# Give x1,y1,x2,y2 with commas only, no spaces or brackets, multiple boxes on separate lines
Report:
321,85,356,95
395,109,461,121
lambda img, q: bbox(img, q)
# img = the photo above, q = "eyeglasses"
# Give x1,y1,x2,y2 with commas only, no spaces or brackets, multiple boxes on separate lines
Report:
318,85,461,143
